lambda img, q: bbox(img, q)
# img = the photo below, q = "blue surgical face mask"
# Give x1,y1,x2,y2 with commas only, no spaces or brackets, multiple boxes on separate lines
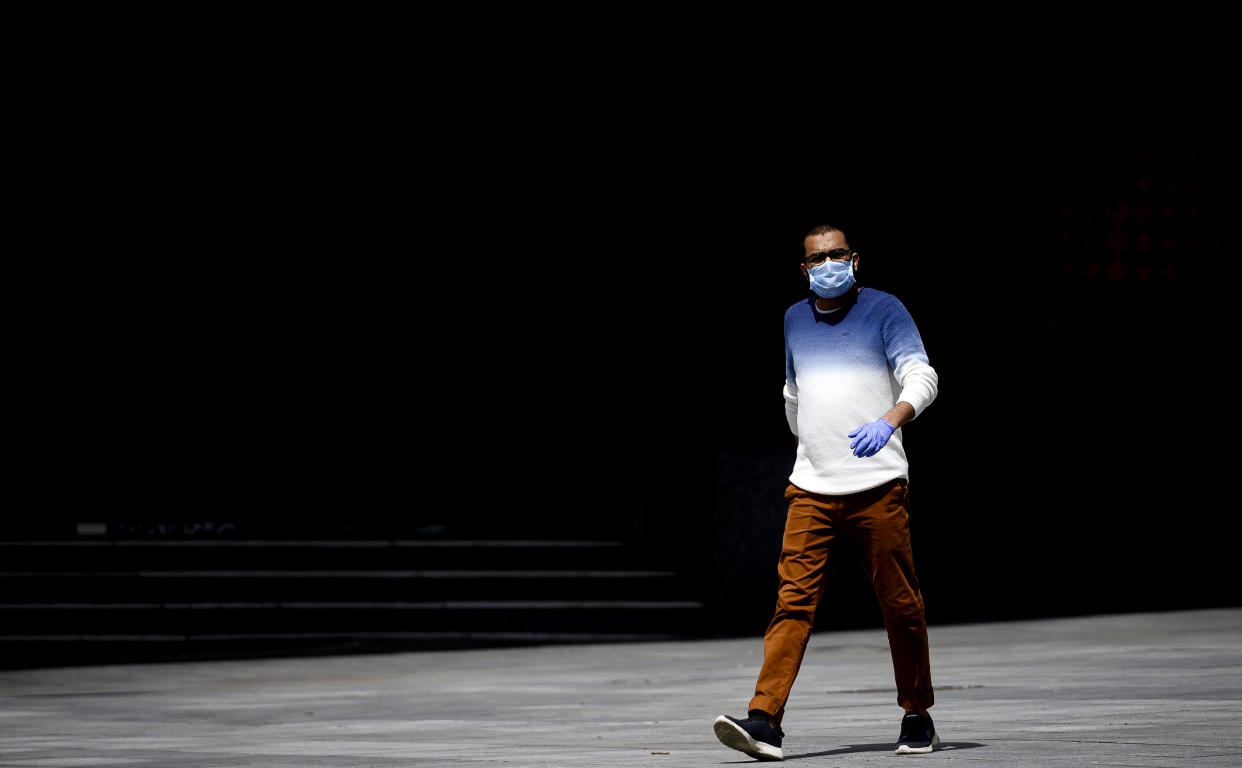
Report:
808,258,855,298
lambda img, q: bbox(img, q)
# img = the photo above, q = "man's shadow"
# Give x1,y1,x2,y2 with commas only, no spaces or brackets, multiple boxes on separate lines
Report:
790,741,984,759
725,741,985,762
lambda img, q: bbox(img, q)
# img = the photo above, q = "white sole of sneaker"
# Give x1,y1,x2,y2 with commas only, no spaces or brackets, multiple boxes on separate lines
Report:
895,733,941,754
713,715,784,761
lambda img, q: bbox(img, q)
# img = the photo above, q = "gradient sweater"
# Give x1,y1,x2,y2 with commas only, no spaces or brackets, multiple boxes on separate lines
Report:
784,287,939,495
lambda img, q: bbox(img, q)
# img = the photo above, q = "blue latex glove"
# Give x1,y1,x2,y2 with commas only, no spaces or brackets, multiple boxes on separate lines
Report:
848,418,896,458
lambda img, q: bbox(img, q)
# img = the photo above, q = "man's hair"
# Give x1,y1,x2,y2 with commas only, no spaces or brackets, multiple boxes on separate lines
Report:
804,224,848,246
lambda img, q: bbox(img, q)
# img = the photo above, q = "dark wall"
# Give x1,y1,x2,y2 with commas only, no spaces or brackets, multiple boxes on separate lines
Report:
19,149,1230,629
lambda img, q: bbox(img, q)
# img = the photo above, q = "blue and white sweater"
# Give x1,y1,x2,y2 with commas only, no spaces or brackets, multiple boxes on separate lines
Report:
784,287,939,495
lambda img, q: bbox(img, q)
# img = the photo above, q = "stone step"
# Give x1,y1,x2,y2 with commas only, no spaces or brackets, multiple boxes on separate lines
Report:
0,569,695,602
0,539,661,571
0,600,708,635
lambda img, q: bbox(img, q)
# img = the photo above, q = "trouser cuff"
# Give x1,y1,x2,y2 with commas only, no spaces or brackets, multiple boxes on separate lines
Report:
747,696,784,725
898,687,935,711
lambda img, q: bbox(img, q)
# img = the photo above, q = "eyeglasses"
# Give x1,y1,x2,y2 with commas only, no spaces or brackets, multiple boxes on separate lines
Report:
804,248,854,267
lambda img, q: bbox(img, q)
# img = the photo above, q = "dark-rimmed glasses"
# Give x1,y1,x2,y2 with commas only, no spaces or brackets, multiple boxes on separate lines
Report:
804,248,854,267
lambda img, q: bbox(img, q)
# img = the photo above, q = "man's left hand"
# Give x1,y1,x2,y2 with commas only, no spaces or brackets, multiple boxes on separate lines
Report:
848,418,896,458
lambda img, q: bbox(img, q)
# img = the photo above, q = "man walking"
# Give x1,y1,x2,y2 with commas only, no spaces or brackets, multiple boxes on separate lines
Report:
713,224,941,760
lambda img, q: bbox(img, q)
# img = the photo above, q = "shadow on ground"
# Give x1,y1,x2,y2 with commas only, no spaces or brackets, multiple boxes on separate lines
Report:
783,741,985,760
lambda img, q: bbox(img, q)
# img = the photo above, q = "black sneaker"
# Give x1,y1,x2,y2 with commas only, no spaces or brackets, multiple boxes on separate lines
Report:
894,711,940,754
713,712,785,761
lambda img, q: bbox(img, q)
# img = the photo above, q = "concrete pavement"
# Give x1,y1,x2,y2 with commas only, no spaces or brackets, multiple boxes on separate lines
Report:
1,608,1240,766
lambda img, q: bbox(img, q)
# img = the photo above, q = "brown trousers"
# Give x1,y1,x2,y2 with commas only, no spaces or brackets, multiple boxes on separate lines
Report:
749,479,934,724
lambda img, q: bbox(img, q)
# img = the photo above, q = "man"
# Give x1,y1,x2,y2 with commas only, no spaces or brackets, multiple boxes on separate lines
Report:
713,224,941,760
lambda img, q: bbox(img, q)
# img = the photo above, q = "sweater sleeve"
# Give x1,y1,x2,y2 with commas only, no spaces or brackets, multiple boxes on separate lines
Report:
882,298,939,418
783,379,799,436
784,323,798,435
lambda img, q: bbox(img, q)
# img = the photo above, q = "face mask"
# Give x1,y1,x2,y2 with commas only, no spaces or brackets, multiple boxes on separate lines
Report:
808,258,855,298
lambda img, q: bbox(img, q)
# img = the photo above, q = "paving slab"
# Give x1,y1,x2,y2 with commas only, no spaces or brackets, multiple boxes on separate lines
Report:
1,608,1240,767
